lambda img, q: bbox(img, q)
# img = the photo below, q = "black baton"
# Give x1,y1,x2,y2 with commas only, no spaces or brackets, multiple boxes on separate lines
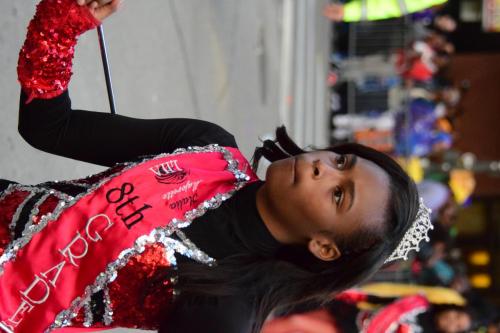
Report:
97,25,117,114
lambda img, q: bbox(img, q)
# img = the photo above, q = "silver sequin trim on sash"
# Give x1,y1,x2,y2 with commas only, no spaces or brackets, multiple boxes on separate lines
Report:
45,145,251,331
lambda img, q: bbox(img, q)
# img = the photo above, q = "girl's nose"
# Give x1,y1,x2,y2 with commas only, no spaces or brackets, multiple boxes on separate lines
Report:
312,160,335,180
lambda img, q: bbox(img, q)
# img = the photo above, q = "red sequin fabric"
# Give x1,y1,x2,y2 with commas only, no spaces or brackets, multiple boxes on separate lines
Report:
17,0,100,103
68,243,175,330
106,244,175,329
0,191,30,256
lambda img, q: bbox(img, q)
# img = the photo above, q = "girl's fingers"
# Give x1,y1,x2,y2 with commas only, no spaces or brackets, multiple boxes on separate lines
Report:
76,0,114,8
77,0,94,6
90,0,122,21
75,0,122,23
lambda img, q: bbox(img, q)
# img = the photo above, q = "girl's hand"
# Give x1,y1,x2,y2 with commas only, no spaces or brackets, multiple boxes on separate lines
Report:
76,0,122,22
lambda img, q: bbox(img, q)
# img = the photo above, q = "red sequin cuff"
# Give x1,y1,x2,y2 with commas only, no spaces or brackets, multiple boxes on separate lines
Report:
17,0,101,103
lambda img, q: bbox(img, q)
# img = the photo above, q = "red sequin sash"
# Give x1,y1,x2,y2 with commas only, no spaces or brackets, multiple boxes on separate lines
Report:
0,146,257,333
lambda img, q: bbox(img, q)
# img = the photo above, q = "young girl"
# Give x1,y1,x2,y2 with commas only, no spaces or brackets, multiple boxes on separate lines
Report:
0,1,429,332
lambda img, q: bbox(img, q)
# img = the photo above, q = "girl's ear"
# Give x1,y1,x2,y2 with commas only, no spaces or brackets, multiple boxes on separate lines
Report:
308,234,341,261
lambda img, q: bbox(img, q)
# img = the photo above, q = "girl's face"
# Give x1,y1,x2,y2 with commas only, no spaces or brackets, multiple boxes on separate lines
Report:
260,150,390,260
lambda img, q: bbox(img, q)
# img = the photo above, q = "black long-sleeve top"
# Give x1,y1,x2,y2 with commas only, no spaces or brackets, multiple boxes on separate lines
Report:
17,90,281,333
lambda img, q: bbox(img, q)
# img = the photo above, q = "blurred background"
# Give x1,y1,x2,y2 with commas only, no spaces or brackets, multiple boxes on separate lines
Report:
1,0,500,332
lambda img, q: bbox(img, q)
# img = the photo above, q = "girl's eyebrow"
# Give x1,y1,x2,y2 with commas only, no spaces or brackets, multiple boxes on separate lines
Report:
348,155,357,169
345,155,357,211
346,179,355,212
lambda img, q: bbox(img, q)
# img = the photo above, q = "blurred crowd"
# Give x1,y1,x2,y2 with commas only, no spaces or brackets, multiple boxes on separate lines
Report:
328,12,462,158
261,2,499,333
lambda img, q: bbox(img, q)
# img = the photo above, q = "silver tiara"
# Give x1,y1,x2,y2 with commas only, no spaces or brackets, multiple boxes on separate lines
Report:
384,198,433,264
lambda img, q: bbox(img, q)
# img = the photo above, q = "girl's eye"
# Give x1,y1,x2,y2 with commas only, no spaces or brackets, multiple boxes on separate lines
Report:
313,160,320,176
336,155,348,169
333,186,343,205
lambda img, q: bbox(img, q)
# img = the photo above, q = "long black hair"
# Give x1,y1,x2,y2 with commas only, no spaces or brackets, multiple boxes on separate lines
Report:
159,126,419,333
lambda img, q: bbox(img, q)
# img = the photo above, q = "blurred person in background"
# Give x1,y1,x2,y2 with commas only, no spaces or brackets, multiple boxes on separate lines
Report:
261,289,473,333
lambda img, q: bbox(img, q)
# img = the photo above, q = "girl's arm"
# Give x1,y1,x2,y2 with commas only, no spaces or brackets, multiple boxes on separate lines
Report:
19,91,237,167
18,0,237,168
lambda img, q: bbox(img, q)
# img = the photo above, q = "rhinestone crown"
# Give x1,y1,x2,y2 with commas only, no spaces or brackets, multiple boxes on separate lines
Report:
385,198,433,264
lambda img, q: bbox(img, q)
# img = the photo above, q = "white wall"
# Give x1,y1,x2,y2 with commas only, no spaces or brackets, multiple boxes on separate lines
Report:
0,0,283,185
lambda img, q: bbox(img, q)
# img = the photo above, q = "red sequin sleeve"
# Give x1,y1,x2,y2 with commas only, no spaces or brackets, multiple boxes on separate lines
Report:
17,0,100,103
